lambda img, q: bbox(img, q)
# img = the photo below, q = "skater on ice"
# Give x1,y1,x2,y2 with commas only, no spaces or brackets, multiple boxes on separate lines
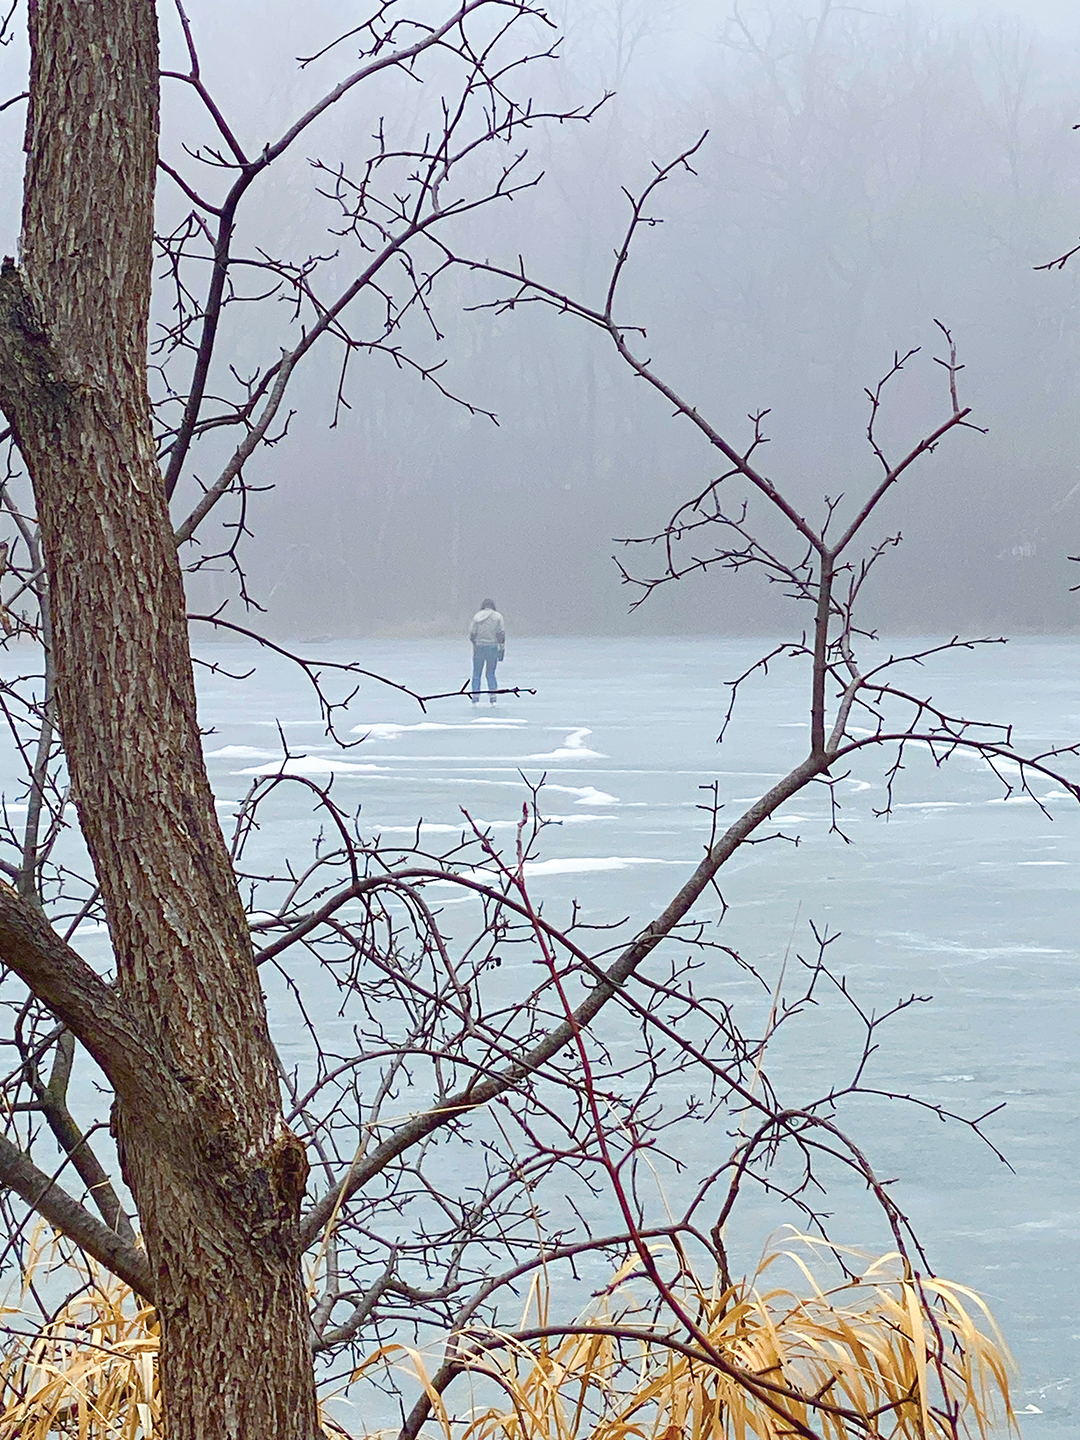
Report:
469,598,505,704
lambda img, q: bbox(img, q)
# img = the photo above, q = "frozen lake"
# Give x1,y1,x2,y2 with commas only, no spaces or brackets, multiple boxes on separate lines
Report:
189,632,1080,1433
7,631,1079,1431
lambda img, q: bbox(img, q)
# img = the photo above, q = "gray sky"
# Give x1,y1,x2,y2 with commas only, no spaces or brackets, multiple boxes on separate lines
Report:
4,0,1080,636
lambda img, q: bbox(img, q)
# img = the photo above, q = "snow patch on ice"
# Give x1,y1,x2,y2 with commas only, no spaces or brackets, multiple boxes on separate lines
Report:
373,820,519,834
351,720,528,739
206,745,279,759
351,722,451,739
523,856,685,877
235,757,383,776
371,813,616,834
543,784,619,805
892,800,969,810
527,727,606,761
434,856,686,885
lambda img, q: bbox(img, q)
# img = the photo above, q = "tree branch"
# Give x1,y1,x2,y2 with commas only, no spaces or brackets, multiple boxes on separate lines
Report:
299,751,829,1247
0,879,162,1106
34,1029,136,1244
0,1131,153,1300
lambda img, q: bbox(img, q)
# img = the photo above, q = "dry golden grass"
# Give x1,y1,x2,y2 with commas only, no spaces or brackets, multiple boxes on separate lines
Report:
357,1236,1016,1440
0,1232,1014,1440
0,1231,353,1439
0,1231,159,1440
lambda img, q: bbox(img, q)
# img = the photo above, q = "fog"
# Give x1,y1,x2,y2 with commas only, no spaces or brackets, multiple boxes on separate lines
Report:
6,0,1080,637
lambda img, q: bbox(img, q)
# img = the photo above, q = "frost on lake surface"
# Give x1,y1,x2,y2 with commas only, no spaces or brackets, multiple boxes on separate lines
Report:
9,633,1080,1428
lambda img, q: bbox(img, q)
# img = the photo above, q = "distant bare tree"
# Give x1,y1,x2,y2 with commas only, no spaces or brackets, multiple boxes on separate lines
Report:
548,0,680,89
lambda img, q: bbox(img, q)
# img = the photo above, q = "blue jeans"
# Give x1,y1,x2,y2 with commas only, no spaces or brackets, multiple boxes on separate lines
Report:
471,644,499,699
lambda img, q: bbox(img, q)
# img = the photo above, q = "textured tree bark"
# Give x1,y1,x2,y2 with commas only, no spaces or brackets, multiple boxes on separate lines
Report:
0,3,320,1436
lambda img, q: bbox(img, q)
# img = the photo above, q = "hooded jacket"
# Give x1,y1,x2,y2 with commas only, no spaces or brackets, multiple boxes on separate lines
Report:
469,608,505,647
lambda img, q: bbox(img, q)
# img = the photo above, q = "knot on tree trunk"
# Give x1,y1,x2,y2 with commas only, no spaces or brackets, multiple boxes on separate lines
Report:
0,262,75,435
200,1110,310,1256
231,1126,309,1256
270,1125,310,1220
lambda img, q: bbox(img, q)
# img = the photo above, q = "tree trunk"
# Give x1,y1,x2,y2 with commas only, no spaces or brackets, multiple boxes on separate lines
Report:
0,3,319,1435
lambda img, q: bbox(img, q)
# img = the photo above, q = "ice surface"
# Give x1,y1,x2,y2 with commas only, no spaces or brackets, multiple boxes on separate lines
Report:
6,633,1076,1426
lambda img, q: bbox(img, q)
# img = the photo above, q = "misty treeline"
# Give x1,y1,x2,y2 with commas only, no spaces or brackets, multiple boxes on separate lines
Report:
161,0,1080,638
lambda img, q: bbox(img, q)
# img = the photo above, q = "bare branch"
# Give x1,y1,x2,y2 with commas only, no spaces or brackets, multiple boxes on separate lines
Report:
0,1132,153,1300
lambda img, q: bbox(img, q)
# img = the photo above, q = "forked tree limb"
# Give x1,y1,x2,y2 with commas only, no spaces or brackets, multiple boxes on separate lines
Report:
34,1029,137,1244
0,875,244,1211
0,1132,154,1300
0,875,159,1104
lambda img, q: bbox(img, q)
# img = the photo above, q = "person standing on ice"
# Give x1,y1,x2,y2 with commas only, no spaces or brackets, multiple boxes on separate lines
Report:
469,598,505,704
